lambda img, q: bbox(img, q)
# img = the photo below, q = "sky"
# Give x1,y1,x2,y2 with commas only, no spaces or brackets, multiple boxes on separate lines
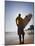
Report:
5,1,34,32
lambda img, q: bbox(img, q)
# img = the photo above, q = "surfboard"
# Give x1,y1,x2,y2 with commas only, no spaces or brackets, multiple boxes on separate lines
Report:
23,14,32,28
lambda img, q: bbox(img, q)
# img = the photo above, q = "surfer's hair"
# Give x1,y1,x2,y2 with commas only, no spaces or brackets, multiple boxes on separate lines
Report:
18,14,21,17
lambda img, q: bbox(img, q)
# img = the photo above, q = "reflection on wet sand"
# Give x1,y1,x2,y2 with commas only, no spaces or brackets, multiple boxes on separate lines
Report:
5,30,34,45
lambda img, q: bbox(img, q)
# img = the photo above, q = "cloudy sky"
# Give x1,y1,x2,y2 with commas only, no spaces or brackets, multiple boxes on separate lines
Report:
5,1,34,32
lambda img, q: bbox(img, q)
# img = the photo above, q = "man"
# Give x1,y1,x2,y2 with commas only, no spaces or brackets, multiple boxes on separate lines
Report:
16,14,24,44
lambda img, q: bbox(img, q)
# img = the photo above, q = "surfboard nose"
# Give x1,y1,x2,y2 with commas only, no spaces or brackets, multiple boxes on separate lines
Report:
26,14,32,19
28,14,32,18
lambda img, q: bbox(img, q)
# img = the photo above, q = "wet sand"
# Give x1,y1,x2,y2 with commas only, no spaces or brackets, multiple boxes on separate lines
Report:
5,31,34,45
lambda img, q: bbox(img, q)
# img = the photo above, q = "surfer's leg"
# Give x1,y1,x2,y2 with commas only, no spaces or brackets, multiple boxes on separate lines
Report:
19,35,21,44
22,33,24,44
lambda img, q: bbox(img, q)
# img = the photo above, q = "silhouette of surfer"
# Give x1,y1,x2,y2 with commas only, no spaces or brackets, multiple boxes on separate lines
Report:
16,14,24,44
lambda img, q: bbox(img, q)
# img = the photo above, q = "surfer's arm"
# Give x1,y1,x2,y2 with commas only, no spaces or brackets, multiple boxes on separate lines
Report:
16,18,17,25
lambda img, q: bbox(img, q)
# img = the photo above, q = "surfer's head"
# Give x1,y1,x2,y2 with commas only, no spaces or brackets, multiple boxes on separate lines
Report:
18,14,21,17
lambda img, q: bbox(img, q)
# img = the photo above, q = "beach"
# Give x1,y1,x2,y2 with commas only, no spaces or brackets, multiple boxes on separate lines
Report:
5,30,34,45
